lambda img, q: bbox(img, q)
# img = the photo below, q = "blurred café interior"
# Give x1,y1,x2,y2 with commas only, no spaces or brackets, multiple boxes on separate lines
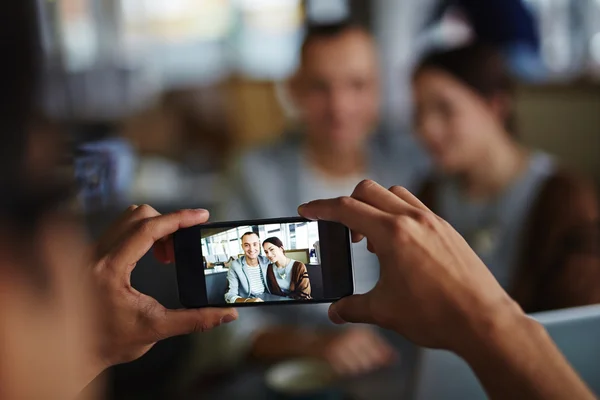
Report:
32,0,600,398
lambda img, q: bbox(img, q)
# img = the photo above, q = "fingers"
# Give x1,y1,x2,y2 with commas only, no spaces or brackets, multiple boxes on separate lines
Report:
156,308,238,340
298,180,426,243
352,180,417,215
389,185,431,212
96,205,161,256
153,237,175,264
366,240,375,254
109,209,210,273
329,293,375,325
299,196,388,241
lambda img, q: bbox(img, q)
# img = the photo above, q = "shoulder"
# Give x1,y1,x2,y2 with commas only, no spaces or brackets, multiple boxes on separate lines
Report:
258,255,271,266
292,260,307,270
240,137,299,168
230,258,244,270
369,134,433,190
230,138,300,186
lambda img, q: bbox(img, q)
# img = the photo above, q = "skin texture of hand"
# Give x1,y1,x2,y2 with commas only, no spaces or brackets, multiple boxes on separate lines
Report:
91,205,238,372
299,180,514,353
298,180,595,400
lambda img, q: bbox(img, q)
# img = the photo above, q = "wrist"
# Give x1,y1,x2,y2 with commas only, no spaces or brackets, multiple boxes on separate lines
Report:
453,296,536,362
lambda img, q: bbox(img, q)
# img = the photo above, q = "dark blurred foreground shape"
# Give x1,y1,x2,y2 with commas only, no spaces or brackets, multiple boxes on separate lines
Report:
32,0,600,398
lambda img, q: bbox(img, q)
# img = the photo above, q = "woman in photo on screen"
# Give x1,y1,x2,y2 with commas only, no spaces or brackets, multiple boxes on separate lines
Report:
263,237,312,300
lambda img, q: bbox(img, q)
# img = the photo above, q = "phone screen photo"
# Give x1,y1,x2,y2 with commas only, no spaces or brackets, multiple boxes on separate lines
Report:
174,217,354,308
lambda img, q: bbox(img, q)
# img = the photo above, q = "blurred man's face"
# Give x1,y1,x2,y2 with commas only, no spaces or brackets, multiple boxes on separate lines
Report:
242,234,261,261
292,30,380,153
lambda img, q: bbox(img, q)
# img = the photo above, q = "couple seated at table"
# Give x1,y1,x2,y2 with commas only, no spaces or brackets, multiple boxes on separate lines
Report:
225,232,312,303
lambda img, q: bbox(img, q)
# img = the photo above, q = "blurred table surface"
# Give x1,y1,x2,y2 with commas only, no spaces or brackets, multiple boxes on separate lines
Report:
183,362,411,400
256,293,293,301
257,293,294,302
183,329,419,400
204,268,229,275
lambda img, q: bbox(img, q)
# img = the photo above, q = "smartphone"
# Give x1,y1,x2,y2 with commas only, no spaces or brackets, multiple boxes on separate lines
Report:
174,217,354,308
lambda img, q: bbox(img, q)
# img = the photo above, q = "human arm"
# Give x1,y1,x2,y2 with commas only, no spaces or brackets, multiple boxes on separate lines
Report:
224,265,264,303
225,265,242,303
80,206,239,393
514,173,600,312
540,221,600,310
298,180,595,400
533,177,600,310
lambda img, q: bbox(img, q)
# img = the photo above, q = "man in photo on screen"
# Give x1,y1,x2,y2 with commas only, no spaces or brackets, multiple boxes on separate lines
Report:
225,232,271,303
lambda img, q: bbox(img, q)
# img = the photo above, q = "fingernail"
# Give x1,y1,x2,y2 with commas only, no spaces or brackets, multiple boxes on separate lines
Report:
297,203,308,213
221,314,237,324
195,208,208,213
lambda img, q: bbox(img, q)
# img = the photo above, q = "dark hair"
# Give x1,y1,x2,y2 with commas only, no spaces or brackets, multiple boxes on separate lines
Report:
413,43,516,133
300,20,368,63
241,232,260,241
263,237,285,251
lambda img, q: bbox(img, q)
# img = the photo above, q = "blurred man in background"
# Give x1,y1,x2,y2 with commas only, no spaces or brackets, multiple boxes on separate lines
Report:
213,21,426,378
223,21,425,220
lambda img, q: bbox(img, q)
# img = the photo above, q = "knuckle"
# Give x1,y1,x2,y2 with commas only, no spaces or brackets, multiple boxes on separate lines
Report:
335,196,354,209
136,218,156,238
193,320,213,333
387,216,412,244
413,210,437,228
389,185,409,195
355,179,376,195
439,217,454,231
135,204,156,218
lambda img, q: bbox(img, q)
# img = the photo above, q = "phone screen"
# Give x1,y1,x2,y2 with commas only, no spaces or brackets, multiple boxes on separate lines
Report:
174,217,354,307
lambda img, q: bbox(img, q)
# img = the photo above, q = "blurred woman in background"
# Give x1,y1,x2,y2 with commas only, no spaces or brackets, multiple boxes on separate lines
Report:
413,43,600,313
263,237,311,300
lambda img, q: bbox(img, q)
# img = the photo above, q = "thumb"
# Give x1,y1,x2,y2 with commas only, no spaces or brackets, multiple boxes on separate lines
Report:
328,293,375,325
156,308,238,339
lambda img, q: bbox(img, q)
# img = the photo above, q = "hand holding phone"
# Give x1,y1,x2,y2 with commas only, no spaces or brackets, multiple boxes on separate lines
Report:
174,217,354,307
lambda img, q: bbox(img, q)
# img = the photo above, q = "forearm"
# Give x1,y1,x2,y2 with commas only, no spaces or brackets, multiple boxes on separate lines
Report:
458,305,594,400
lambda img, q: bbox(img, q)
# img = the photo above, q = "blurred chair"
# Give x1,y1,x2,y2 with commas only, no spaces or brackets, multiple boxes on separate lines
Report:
410,305,600,399
206,272,229,304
